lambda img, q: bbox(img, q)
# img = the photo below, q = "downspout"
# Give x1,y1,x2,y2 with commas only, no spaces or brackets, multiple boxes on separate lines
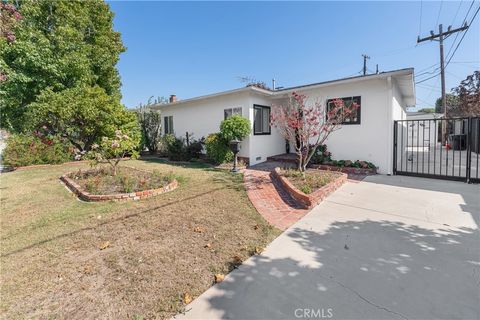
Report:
386,76,394,175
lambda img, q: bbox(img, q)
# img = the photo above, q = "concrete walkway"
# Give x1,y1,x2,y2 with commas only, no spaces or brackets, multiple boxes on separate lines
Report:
175,175,480,320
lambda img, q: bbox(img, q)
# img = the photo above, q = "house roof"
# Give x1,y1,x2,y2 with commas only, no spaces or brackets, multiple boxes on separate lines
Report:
151,68,415,109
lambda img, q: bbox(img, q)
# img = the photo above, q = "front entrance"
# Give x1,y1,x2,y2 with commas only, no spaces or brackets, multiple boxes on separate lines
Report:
393,117,480,183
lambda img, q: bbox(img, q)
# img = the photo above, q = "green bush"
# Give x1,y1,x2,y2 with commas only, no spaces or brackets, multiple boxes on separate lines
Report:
2,134,73,167
186,138,204,159
205,133,233,164
158,134,176,156
310,144,332,164
166,136,187,161
220,115,251,141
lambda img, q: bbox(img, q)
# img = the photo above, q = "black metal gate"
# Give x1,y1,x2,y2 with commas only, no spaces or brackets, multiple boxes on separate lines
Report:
393,117,480,183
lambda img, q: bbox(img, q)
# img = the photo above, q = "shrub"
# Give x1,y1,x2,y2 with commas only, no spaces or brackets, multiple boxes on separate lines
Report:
86,130,139,176
166,136,188,161
186,138,204,159
220,115,251,142
310,144,332,164
158,134,176,156
205,133,233,164
137,107,162,154
2,134,73,167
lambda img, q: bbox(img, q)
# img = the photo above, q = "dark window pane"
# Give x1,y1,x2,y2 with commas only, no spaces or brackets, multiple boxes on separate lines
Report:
169,116,174,134
254,108,262,133
233,107,242,116
262,108,270,133
326,96,361,125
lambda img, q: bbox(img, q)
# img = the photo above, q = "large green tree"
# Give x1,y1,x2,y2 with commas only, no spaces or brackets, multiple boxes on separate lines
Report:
0,0,125,131
27,85,139,152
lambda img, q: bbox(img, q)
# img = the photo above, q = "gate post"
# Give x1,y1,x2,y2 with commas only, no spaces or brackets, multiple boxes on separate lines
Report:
393,121,398,175
466,117,472,183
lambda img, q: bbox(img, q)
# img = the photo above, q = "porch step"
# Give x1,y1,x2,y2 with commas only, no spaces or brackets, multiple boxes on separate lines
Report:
267,153,298,164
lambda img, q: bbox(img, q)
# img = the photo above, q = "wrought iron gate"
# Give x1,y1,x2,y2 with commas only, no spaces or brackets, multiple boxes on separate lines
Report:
393,117,480,183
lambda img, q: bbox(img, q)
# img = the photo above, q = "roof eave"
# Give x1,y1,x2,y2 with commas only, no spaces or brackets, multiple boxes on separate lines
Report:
150,86,272,109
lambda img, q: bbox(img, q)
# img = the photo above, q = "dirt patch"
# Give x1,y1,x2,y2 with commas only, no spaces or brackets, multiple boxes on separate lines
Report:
0,159,280,319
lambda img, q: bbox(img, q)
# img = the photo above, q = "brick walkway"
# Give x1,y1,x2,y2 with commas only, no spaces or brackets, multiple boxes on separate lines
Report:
244,162,308,230
244,161,367,230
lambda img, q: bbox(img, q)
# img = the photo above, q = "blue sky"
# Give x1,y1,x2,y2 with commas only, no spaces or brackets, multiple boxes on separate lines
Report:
109,1,480,110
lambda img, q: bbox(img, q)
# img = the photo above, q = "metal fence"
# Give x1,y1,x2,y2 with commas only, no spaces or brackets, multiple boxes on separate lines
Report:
393,117,480,183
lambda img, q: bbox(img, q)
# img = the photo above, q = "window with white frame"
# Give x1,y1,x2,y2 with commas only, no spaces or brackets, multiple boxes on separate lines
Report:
253,105,271,135
164,116,174,134
224,107,242,119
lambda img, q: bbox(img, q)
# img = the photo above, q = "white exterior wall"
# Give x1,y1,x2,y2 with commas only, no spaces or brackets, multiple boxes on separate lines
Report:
248,94,286,165
159,91,252,159
291,78,393,174
392,79,407,121
155,71,414,173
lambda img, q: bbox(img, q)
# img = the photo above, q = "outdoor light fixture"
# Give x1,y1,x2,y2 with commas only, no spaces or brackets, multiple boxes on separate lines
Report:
229,139,241,172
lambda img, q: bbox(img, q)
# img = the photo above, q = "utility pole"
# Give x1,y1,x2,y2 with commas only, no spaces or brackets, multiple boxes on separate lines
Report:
362,54,370,75
417,23,468,145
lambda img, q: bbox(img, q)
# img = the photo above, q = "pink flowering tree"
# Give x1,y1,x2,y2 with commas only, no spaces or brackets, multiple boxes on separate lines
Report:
1,2,22,82
270,92,359,172
87,130,139,176
0,2,22,44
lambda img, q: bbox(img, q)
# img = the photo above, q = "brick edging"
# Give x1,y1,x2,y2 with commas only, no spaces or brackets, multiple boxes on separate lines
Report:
271,167,347,209
309,164,377,175
60,168,178,202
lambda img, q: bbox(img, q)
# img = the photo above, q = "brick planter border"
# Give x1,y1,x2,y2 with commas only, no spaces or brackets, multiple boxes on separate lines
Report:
309,164,377,175
60,167,178,202
271,167,347,209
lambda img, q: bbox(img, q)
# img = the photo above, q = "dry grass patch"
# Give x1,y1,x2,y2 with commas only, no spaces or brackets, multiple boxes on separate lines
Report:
0,159,279,319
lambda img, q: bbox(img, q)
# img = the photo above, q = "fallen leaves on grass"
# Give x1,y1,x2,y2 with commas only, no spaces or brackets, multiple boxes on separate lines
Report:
183,292,193,304
214,274,225,283
193,226,205,233
98,241,110,250
254,246,264,255
232,255,243,265
83,265,93,274
204,243,212,248
253,224,260,230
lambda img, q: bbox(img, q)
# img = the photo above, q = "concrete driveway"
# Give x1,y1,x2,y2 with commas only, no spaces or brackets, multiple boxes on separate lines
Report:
176,175,480,320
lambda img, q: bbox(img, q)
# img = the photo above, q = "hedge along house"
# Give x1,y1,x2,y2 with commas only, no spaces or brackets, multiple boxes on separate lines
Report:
151,68,415,174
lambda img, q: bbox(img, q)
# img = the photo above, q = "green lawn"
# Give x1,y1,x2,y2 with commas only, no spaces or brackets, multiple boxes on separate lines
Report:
0,159,279,319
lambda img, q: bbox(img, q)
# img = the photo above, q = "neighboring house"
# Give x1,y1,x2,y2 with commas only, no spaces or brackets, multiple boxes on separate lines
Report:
152,68,415,174
405,112,444,147
406,111,443,120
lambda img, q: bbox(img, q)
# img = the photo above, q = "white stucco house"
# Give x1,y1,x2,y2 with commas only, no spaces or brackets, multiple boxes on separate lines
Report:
152,68,415,174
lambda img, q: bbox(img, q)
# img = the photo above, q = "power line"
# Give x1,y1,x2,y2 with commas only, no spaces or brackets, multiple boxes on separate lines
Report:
445,5,480,68
416,66,441,78
451,0,464,26
435,0,443,27
416,73,440,84
418,0,423,36
445,1,476,61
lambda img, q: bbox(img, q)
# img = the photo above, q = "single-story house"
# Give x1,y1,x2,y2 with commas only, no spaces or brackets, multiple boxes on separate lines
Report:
406,111,443,120
152,68,415,174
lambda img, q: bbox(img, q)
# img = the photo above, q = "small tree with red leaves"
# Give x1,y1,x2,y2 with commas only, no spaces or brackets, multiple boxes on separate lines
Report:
271,92,359,172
